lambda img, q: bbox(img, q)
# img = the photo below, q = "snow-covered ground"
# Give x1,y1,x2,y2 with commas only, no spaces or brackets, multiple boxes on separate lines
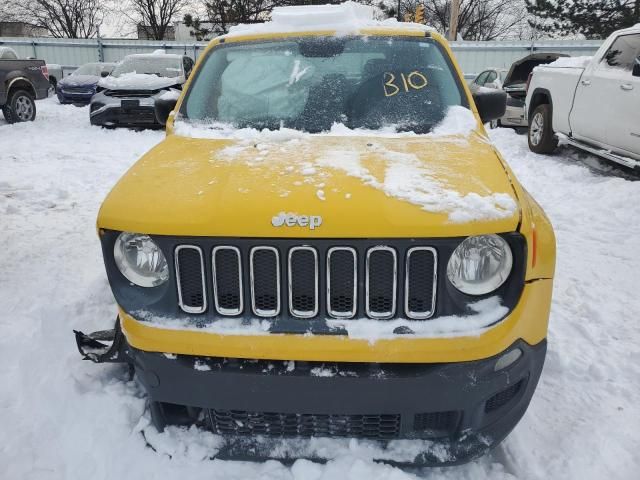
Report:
1,98,639,479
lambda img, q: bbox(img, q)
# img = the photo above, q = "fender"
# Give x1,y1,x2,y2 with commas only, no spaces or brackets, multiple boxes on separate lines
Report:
5,74,36,97
527,87,553,121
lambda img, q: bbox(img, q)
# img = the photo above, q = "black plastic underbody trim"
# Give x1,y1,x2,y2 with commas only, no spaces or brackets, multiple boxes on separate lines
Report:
132,338,546,466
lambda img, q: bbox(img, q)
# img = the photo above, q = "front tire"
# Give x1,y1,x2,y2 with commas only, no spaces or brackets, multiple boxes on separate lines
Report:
528,104,557,154
2,89,37,124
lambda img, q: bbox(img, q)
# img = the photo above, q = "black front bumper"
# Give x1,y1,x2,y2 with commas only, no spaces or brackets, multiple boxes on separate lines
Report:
57,90,94,105
89,95,161,128
124,337,546,465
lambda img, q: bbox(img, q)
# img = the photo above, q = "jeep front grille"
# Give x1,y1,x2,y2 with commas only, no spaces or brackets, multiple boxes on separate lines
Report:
212,246,243,315
288,247,319,318
249,247,281,317
175,246,207,314
327,247,357,318
174,242,437,320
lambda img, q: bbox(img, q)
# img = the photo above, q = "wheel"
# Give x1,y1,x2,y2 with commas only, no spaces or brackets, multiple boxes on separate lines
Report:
48,77,58,96
528,104,558,154
2,89,36,123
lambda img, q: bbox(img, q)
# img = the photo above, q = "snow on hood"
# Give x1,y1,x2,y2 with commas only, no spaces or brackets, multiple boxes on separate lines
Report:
223,1,434,39
168,107,516,225
99,72,184,91
59,75,99,87
543,56,593,69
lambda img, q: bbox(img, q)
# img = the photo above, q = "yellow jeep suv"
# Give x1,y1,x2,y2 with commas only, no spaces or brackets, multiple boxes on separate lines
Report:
76,5,555,466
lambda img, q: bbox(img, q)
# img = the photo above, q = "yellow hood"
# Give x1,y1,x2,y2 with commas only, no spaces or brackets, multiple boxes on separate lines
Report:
98,130,521,238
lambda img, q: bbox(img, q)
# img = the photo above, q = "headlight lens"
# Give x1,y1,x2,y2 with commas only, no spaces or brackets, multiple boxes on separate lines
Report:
446,234,513,295
114,232,169,287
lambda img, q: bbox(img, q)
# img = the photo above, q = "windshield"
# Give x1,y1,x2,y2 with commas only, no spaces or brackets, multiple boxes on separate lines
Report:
73,63,113,76
112,57,182,78
181,37,466,134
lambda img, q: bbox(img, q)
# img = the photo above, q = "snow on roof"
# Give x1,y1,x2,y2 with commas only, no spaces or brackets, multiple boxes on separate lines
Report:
127,52,182,58
223,1,434,39
543,56,593,69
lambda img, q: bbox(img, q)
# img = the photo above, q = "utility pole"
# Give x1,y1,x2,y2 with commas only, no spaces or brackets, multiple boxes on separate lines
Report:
449,0,460,41
397,0,402,21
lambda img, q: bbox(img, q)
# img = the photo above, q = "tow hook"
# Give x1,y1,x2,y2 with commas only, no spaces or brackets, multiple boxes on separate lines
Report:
74,317,131,365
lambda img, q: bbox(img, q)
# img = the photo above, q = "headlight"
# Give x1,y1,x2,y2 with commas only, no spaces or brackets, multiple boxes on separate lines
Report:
446,234,513,295
114,232,169,287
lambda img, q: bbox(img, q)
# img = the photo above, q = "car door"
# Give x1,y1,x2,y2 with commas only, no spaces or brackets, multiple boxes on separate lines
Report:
569,53,615,147
601,34,640,157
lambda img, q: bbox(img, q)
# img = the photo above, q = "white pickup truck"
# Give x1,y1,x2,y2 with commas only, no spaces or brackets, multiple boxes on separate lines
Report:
526,24,640,171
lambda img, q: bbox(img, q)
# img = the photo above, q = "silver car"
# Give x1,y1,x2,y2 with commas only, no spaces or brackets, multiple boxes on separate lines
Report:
471,53,567,128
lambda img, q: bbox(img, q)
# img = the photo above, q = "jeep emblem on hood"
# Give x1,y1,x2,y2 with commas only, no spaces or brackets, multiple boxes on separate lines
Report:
272,212,323,230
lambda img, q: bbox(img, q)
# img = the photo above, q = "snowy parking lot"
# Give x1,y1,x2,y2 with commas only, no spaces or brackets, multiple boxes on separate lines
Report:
1,98,639,479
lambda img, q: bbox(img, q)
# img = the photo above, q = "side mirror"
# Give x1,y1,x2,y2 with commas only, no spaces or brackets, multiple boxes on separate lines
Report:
472,87,507,124
155,97,178,126
100,70,110,78
633,59,640,77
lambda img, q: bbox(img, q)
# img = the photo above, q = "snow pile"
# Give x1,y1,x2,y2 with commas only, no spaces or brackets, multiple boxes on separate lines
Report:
134,310,272,336
544,56,593,69
328,297,508,342
158,89,182,101
174,106,478,140
132,297,507,342
431,105,478,137
225,1,433,38
315,144,516,224
99,72,184,90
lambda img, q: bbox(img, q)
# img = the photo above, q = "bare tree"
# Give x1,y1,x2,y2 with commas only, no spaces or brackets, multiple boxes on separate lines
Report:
199,0,292,35
5,0,104,38
382,0,529,40
128,0,189,40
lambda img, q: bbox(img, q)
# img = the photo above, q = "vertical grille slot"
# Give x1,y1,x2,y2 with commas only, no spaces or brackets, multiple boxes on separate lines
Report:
366,247,397,319
405,247,437,319
327,247,357,318
250,247,281,317
288,247,318,318
212,246,243,316
175,246,207,314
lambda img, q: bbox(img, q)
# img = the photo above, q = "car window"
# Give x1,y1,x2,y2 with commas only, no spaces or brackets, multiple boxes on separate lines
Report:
602,34,640,71
475,71,489,85
485,71,498,84
111,56,183,78
0,48,18,60
181,36,467,134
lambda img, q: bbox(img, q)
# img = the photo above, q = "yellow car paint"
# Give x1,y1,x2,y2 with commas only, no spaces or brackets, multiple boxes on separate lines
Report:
98,133,521,238
100,27,555,363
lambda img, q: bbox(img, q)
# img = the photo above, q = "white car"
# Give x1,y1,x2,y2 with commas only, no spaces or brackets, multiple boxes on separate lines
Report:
526,24,640,170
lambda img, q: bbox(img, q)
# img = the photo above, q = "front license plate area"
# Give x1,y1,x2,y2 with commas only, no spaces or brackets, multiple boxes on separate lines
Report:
121,99,140,110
